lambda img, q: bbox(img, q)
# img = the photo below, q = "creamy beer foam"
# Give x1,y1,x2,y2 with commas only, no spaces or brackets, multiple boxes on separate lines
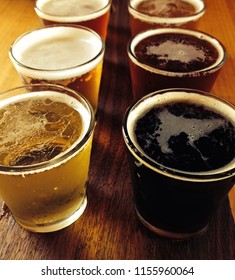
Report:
129,0,205,24
0,91,90,174
10,26,103,80
130,28,225,76
127,90,235,175
35,0,110,22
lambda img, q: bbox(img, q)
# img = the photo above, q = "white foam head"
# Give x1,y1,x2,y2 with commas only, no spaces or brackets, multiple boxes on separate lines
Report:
129,0,205,25
126,89,235,177
129,28,226,77
35,0,111,22
9,26,104,80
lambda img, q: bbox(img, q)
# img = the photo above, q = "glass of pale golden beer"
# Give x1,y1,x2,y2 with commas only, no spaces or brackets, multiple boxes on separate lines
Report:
128,0,206,36
128,28,226,100
0,84,95,232
35,0,111,41
122,88,235,239
9,25,105,113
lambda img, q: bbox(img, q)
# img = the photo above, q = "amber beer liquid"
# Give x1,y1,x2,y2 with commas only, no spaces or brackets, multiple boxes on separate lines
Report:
35,0,111,40
9,25,104,113
128,28,226,100
122,88,235,239
128,0,205,35
0,85,95,232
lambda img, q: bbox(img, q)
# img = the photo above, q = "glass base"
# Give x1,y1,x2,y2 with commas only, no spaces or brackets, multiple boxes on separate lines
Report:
136,208,208,240
15,196,87,233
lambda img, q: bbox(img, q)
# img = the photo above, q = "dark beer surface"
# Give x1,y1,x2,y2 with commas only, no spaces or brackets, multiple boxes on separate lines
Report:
135,0,196,17
134,33,219,72
135,102,235,172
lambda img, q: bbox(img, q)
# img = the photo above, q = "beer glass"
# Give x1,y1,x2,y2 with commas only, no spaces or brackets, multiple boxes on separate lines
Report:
35,0,111,40
0,84,95,232
9,25,105,113
122,88,235,239
128,28,226,100
128,0,206,36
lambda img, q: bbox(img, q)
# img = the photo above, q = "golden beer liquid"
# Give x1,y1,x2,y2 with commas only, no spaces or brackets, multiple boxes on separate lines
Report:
0,91,93,231
22,61,103,113
129,0,205,35
35,0,111,40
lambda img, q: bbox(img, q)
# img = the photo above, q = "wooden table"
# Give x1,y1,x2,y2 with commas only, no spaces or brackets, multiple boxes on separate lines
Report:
0,0,234,260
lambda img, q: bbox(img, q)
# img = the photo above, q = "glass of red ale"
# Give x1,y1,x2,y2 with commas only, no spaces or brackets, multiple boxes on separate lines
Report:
122,88,235,239
128,0,206,36
128,28,226,100
35,0,111,41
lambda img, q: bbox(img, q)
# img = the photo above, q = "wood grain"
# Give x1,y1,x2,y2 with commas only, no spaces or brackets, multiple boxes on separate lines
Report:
0,0,234,260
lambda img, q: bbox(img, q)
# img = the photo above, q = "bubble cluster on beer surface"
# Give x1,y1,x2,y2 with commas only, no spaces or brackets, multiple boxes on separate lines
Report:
0,92,87,167
134,33,219,72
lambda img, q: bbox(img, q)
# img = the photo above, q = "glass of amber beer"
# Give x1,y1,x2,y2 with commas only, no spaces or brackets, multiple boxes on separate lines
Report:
0,84,95,232
35,0,111,41
128,0,206,36
9,25,104,113
128,28,226,100
122,88,235,239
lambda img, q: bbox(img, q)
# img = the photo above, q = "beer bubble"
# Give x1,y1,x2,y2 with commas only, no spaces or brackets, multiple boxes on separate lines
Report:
45,111,61,122
44,98,53,105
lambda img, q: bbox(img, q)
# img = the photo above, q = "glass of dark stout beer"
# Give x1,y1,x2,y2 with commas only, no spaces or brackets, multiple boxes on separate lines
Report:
35,0,111,41
9,25,104,113
0,84,95,232
122,88,235,239
128,0,206,36
128,28,226,101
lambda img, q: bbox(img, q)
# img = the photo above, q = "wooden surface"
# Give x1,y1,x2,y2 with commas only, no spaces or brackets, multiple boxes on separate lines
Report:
0,0,234,260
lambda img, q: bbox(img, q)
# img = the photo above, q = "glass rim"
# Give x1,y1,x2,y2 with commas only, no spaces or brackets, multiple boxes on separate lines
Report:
122,88,235,182
128,0,206,24
9,24,105,75
127,27,227,77
0,83,95,175
35,0,112,22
